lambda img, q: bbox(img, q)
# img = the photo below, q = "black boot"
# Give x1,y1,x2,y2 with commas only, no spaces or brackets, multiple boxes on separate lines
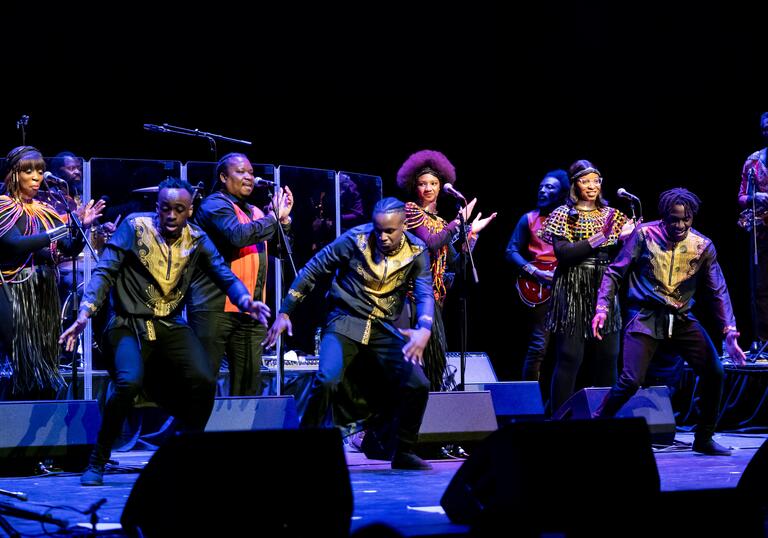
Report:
81,445,111,486
391,440,432,470
692,436,732,456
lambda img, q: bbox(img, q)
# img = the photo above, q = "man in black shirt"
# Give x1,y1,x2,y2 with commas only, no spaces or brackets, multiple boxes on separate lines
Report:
60,178,270,485
188,153,292,396
591,188,746,455
264,197,435,470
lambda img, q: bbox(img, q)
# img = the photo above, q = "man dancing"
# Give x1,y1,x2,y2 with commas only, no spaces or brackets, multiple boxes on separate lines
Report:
592,188,746,455
264,197,435,470
60,178,270,485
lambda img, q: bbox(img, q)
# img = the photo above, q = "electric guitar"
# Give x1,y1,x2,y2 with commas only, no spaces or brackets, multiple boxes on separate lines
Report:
516,260,556,307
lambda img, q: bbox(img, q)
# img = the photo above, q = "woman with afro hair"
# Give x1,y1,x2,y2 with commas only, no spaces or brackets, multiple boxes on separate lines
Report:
396,150,496,390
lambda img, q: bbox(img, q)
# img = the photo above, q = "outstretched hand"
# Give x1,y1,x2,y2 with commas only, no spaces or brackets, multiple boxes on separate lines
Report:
271,187,294,223
399,327,431,365
78,199,106,227
59,311,90,352
725,330,747,366
601,208,617,237
619,217,641,240
263,314,293,349
470,211,498,234
240,298,271,325
457,198,477,223
591,312,607,340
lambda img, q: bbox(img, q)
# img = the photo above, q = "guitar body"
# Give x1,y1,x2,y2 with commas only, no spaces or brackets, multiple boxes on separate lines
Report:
516,260,556,307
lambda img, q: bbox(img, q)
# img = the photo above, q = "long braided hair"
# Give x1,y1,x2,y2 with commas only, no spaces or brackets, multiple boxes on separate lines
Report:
658,188,700,219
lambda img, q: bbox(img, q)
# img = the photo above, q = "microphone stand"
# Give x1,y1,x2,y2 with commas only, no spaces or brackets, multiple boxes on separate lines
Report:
265,187,296,396
746,171,768,360
151,123,253,161
47,185,100,400
455,200,479,391
16,115,29,146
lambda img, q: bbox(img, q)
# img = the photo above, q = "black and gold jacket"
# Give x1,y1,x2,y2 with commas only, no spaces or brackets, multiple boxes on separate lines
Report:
596,221,737,338
280,223,435,344
80,213,249,320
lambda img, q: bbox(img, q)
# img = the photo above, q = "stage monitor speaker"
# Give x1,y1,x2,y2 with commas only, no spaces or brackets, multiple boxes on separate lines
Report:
440,418,659,536
464,381,544,421
362,391,498,460
121,428,352,537
205,395,299,431
445,352,497,386
418,391,498,442
552,385,676,445
0,400,100,476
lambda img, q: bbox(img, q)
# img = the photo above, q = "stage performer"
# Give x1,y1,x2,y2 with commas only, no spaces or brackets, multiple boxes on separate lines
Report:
60,178,270,485
0,145,104,400
264,197,435,470
592,188,746,455
188,152,293,396
539,159,636,416
505,168,569,399
396,149,496,390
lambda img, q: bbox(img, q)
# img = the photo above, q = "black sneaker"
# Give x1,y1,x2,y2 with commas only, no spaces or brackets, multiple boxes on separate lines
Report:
80,464,105,486
391,451,433,470
692,438,732,456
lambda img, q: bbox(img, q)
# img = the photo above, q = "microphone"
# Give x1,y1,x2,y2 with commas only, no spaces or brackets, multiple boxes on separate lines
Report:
442,183,467,202
253,177,276,187
143,123,168,133
83,498,108,515
43,172,68,186
616,188,640,202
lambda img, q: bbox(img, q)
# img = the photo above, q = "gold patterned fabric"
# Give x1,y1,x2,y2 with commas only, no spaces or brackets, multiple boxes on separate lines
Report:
405,202,450,303
81,213,248,320
279,223,435,345
596,221,737,337
646,228,708,305
352,228,422,319
539,205,628,245
134,216,199,297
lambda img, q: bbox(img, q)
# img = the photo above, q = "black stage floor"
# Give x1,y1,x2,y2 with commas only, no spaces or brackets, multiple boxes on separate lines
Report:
0,431,765,537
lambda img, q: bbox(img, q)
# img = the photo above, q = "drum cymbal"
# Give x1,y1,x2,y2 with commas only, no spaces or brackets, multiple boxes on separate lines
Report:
132,186,159,193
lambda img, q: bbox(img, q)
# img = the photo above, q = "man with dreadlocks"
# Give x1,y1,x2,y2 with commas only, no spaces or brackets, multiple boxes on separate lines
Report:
591,187,746,455
264,197,435,470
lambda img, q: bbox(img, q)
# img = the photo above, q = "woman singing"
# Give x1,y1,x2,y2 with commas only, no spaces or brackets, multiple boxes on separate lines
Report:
0,146,103,399
539,159,635,415
396,150,496,390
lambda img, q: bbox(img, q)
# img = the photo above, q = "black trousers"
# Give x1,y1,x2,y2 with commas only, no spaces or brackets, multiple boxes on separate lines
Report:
188,310,266,396
95,319,217,457
521,301,552,381
550,330,619,416
596,318,724,439
301,328,430,450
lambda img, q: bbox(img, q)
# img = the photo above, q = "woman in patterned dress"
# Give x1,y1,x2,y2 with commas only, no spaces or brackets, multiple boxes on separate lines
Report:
396,150,496,390
0,146,103,399
539,159,636,415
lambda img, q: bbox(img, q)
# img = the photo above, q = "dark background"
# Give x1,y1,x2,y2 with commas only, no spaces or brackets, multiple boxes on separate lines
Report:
2,2,764,380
